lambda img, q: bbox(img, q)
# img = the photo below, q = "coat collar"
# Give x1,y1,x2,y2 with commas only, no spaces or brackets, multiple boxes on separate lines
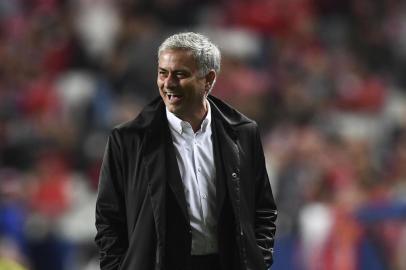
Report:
129,95,252,136
207,95,252,129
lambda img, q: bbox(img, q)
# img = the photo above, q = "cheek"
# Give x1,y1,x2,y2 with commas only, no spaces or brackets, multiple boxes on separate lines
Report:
182,80,203,93
157,78,164,89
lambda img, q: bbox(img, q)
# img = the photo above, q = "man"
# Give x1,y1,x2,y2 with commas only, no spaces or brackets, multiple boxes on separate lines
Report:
95,32,277,270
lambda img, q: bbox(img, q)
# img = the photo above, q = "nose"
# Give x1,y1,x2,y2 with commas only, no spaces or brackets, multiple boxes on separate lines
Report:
164,73,178,89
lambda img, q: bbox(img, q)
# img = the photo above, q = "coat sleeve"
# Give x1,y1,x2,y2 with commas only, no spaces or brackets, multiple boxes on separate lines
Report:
253,126,277,267
95,130,128,270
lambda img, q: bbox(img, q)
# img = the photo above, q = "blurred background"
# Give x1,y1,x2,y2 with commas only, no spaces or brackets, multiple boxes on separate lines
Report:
1,0,406,269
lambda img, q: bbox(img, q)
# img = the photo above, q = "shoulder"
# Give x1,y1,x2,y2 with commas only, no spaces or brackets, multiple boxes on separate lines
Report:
209,95,258,131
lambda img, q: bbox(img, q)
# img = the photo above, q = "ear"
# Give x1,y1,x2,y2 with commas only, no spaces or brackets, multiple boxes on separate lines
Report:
204,70,216,93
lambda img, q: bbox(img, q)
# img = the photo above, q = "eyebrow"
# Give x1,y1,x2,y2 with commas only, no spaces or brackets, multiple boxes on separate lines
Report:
158,67,191,74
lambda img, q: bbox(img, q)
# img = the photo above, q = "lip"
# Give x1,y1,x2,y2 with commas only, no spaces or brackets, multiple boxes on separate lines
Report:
164,91,183,97
164,91,182,95
165,92,184,103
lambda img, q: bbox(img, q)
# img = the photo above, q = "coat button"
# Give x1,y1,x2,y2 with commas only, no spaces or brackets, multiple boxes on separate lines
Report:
232,172,237,178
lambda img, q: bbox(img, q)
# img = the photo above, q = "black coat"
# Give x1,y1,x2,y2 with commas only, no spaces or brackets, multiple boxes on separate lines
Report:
95,95,277,270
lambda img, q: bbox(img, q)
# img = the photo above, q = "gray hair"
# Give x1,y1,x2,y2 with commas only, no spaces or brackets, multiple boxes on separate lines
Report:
158,32,221,77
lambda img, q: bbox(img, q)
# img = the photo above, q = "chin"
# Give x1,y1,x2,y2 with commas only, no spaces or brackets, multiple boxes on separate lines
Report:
170,107,186,118
167,105,180,114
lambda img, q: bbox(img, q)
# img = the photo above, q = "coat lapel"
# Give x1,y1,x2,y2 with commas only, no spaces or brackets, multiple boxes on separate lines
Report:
143,102,189,228
210,100,241,220
164,133,190,221
212,120,226,220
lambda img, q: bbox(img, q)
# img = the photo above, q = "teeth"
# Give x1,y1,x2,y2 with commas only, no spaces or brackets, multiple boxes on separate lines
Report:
165,92,183,101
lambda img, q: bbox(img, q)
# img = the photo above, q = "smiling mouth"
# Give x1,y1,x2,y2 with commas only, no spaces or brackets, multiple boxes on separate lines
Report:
166,93,183,100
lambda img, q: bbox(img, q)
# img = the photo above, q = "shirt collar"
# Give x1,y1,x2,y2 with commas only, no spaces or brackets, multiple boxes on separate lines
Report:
166,100,212,135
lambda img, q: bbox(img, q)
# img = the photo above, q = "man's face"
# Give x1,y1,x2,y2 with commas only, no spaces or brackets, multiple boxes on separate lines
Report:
157,49,210,120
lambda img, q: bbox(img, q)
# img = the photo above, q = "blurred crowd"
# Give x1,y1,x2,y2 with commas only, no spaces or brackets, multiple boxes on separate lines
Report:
1,0,406,269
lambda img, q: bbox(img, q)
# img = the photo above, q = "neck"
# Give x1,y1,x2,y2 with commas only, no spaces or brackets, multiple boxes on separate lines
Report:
183,100,208,133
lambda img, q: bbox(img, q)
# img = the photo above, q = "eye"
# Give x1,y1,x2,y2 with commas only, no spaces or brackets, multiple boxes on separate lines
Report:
175,71,188,78
158,70,167,77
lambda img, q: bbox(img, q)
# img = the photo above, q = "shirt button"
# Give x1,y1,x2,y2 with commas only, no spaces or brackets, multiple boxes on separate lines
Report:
232,172,237,178
202,194,207,199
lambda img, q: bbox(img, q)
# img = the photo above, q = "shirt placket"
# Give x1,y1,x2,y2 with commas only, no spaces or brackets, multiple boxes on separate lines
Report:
197,131,214,253
192,133,205,222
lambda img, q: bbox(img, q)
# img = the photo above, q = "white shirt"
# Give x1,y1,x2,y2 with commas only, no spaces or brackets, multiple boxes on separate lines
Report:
166,102,218,255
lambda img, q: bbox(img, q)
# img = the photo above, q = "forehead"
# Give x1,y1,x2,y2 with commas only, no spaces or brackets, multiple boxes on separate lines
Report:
158,49,198,70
